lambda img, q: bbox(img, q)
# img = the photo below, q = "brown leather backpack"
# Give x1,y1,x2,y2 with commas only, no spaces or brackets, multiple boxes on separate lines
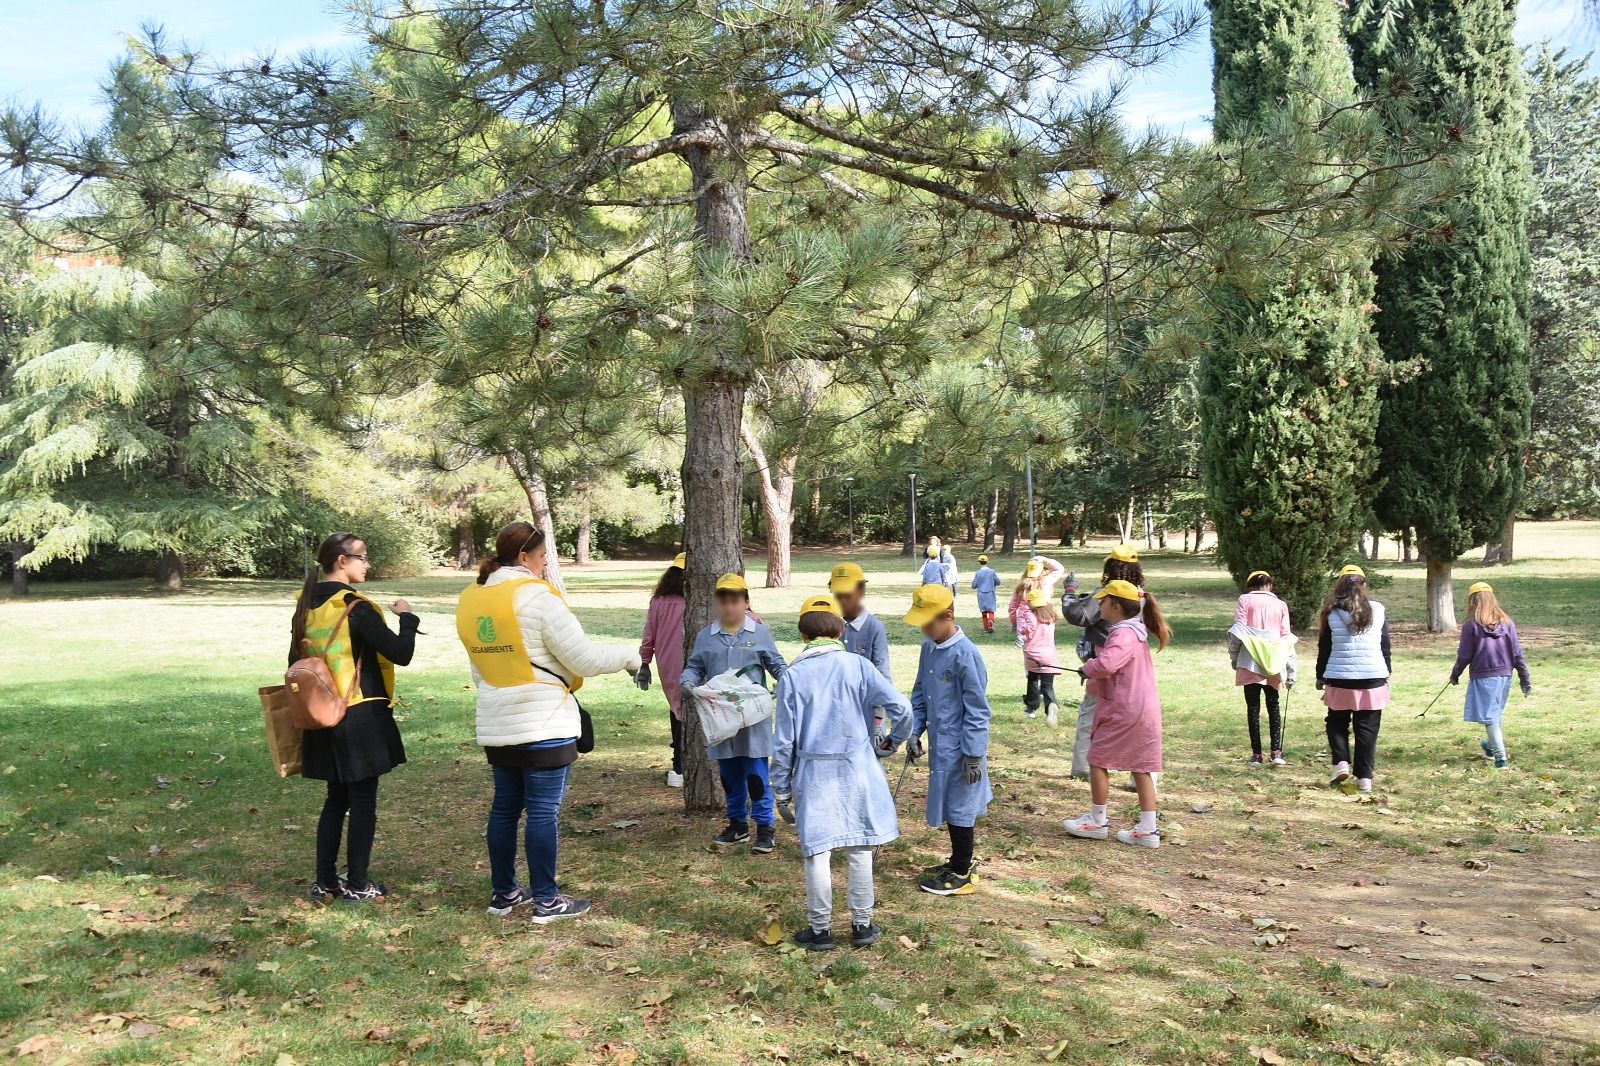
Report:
285,599,363,730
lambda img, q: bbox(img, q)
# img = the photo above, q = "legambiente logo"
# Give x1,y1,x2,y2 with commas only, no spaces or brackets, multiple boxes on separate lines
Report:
476,616,497,643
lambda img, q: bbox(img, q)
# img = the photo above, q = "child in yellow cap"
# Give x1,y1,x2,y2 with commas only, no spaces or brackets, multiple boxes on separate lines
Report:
969,554,1002,633
1448,582,1530,769
1061,546,1145,783
1016,587,1064,726
903,584,992,895
681,573,788,853
772,594,913,951
1228,570,1297,767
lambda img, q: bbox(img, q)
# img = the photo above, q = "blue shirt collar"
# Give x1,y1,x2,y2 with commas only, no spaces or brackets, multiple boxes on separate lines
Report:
935,627,966,650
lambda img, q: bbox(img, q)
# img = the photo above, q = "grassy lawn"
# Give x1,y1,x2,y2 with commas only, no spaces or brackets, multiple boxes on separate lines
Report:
2,524,1598,1064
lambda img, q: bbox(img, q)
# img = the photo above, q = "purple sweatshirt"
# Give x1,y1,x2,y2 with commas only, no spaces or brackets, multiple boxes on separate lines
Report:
1450,619,1530,686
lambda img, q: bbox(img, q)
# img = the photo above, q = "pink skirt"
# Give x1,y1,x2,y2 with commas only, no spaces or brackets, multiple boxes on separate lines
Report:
1235,668,1282,689
1322,683,1388,711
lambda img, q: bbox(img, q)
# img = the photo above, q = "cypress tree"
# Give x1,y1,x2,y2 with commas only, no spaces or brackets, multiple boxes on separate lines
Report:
1351,0,1533,631
1200,0,1383,622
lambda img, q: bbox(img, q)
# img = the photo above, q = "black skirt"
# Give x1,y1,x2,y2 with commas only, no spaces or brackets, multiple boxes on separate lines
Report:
300,702,407,783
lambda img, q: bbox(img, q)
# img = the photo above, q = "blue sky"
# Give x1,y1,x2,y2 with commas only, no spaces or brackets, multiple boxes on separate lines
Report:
0,0,1591,140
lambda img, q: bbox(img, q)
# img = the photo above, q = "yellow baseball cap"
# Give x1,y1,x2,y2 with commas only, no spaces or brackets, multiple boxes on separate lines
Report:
1336,564,1366,579
1024,558,1044,578
715,573,749,593
927,546,939,559
800,593,843,617
977,554,989,564
828,562,866,594
1109,544,1140,563
904,584,955,627
1247,570,1271,582
1026,588,1049,608
1468,581,1493,596
672,552,686,569
1093,579,1142,601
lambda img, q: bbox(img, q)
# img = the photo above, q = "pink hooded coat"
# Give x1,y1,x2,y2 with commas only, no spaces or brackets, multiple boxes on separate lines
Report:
1233,590,1292,689
1014,607,1063,674
639,594,687,719
1081,618,1162,773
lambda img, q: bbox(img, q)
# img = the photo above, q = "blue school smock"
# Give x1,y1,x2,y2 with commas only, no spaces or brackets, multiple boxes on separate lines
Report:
919,558,945,586
842,609,892,680
969,566,1001,612
910,628,993,828
771,644,913,857
680,618,787,760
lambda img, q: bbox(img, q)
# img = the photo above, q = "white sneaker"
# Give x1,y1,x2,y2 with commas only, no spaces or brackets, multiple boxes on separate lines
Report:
665,770,684,788
1329,762,1350,787
1045,702,1059,727
1270,752,1287,767
1115,827,1161,849
1063,815,1109,840
1357,778,1373,793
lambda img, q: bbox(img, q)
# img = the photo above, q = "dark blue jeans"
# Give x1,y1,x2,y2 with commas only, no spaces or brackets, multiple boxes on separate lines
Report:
487,764,570,900
718,755,774,827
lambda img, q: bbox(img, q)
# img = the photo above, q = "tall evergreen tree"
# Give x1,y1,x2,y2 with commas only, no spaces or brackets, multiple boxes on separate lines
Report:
1200,0,1383,623
1351,0,1533,631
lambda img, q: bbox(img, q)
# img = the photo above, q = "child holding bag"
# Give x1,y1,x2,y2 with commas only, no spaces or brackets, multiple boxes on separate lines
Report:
1062,580,1171,849
1449,581,1531,769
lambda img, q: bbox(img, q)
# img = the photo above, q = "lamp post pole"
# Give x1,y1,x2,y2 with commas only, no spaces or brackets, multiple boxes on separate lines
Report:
902,472,919,556
845,476,856,553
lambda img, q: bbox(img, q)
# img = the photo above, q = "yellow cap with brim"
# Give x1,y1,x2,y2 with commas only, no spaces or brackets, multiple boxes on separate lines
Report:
904,584,955,627
800,593,843,617
1024,559,1044,578
1247,570,1271,582
828,562,866,595
1026,588,1049,608
1093,579,1142,601
1109,544,1140,563
977,554,989,564
672,552,686,569
927,546,939,559
715,573,749,593
1468,581,1493,596
1336,564,1366,579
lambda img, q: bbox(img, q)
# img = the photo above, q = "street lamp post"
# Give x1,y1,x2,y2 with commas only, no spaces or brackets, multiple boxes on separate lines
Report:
845,476,856,553
902,472,919,556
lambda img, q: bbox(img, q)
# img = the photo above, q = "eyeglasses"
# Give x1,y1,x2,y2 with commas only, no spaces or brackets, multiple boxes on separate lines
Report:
341,552,370,563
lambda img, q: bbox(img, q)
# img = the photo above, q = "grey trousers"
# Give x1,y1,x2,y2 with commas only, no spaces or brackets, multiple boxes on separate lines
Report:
1071,691,1096,778
804,845,875,930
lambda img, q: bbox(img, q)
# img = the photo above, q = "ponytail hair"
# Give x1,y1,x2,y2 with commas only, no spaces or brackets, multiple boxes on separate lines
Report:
479,520,544,585
290,531,362,659
1141,591,1171,651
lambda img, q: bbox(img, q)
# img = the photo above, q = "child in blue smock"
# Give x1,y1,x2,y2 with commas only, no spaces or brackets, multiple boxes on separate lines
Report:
680,572,788,853
830,562,891,680
772,594,913,951
918,546,945,587
969,554,1002,633
903,583,993,896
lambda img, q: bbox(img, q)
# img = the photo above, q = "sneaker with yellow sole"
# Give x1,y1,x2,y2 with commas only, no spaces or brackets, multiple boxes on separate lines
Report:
919,862,979,896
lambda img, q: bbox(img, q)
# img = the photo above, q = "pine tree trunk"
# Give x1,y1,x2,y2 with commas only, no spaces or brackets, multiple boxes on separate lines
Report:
1402,527,1414,563
1426,556,1458,633
983,488,1000,551
9,541,29,595
965,501,976,543
1001,483,1018,553
154,549,185,591
1499,515,1515,564
505,450,565,592
575,497,593,566
675,99,754,813
454,515,475,569
1483,514,1515,564
1193,520,1205,553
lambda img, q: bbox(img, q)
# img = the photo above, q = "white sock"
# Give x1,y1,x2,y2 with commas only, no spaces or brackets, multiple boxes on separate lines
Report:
1089,803,1108,825
1138,810,1158,834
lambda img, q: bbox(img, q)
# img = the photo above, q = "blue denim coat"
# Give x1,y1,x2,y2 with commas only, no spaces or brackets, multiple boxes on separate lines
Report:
911,630,993,828
680,618,787,760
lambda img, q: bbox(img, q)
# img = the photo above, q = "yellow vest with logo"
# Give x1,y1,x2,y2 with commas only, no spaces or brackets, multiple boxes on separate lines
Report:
455,578,583,692
302,590,396,708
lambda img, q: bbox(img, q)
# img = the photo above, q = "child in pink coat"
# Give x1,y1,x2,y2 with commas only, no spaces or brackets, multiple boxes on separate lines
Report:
1062,580,1172,849
1229,571,1297,766
638,556,688,787
1014,589,1064,726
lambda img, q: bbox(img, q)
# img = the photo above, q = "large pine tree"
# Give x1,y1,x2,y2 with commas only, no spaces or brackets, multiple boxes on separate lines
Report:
1351,0,1533,631
1201,0,1384,622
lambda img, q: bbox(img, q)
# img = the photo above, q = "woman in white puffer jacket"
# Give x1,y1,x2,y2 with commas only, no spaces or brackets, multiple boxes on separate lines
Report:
456,521,639,924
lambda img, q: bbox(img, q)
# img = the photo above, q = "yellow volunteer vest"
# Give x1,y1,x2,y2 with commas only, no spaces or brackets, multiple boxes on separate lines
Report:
302,590,397,707
455,578,583,692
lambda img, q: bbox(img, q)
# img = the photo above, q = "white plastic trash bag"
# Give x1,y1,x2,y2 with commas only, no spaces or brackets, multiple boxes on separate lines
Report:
691,668,775,746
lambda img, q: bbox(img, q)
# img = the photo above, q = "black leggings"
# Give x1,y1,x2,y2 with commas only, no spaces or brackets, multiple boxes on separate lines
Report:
316,777,380,890
1326,709,1382,780
1024,672,1058,712
1243,684,1283,755
669,713,684,774
947,823,975,872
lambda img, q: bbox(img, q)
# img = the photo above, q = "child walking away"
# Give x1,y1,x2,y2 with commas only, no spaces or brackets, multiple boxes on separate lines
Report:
903,584,993,896
772,595,913,951
940,543,960,598
1015,589,1063,726
1315,566,1390,794
970,554,1002,633
638,553,688,787
1449,582,1531,769
1228,570,1297,766
918,546,945,588
1062,580,1171,849
1061,545,1144,782
680,573,788,853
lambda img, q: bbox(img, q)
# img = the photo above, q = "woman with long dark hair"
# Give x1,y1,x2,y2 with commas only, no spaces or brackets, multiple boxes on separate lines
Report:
637,553,688,787
290,531,420,904
456,521,639,923
1315,566,1391,793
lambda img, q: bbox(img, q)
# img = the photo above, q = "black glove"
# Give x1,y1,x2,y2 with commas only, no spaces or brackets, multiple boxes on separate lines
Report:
634,664,652,691
907,736,924,762
962,754,982,785
1521,682,1532,697
1449,675,1460,686
776,796,796,824
874,732,896,759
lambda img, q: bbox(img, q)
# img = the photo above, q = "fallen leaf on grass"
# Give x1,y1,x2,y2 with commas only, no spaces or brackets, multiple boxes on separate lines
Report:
588,932,623,948
1400,952,1423,960
406,1035,432,1052
1539,934,1572,944
869,994,897,1011
758,919,784,947
636,988,673,1008
1249,1045,1286,1065
897,934,920,952
15,974,48,987
1443,1059,1486,1066
364,1027,392,1042
126,1022,160,1039
166,1016,199,1030
1462,858,1490,870
11,1035,57,1058
611,820,639,829
1070,949,1101,969
1043,1039,1071,1062
256,961,280,973
1471,972,1505,983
